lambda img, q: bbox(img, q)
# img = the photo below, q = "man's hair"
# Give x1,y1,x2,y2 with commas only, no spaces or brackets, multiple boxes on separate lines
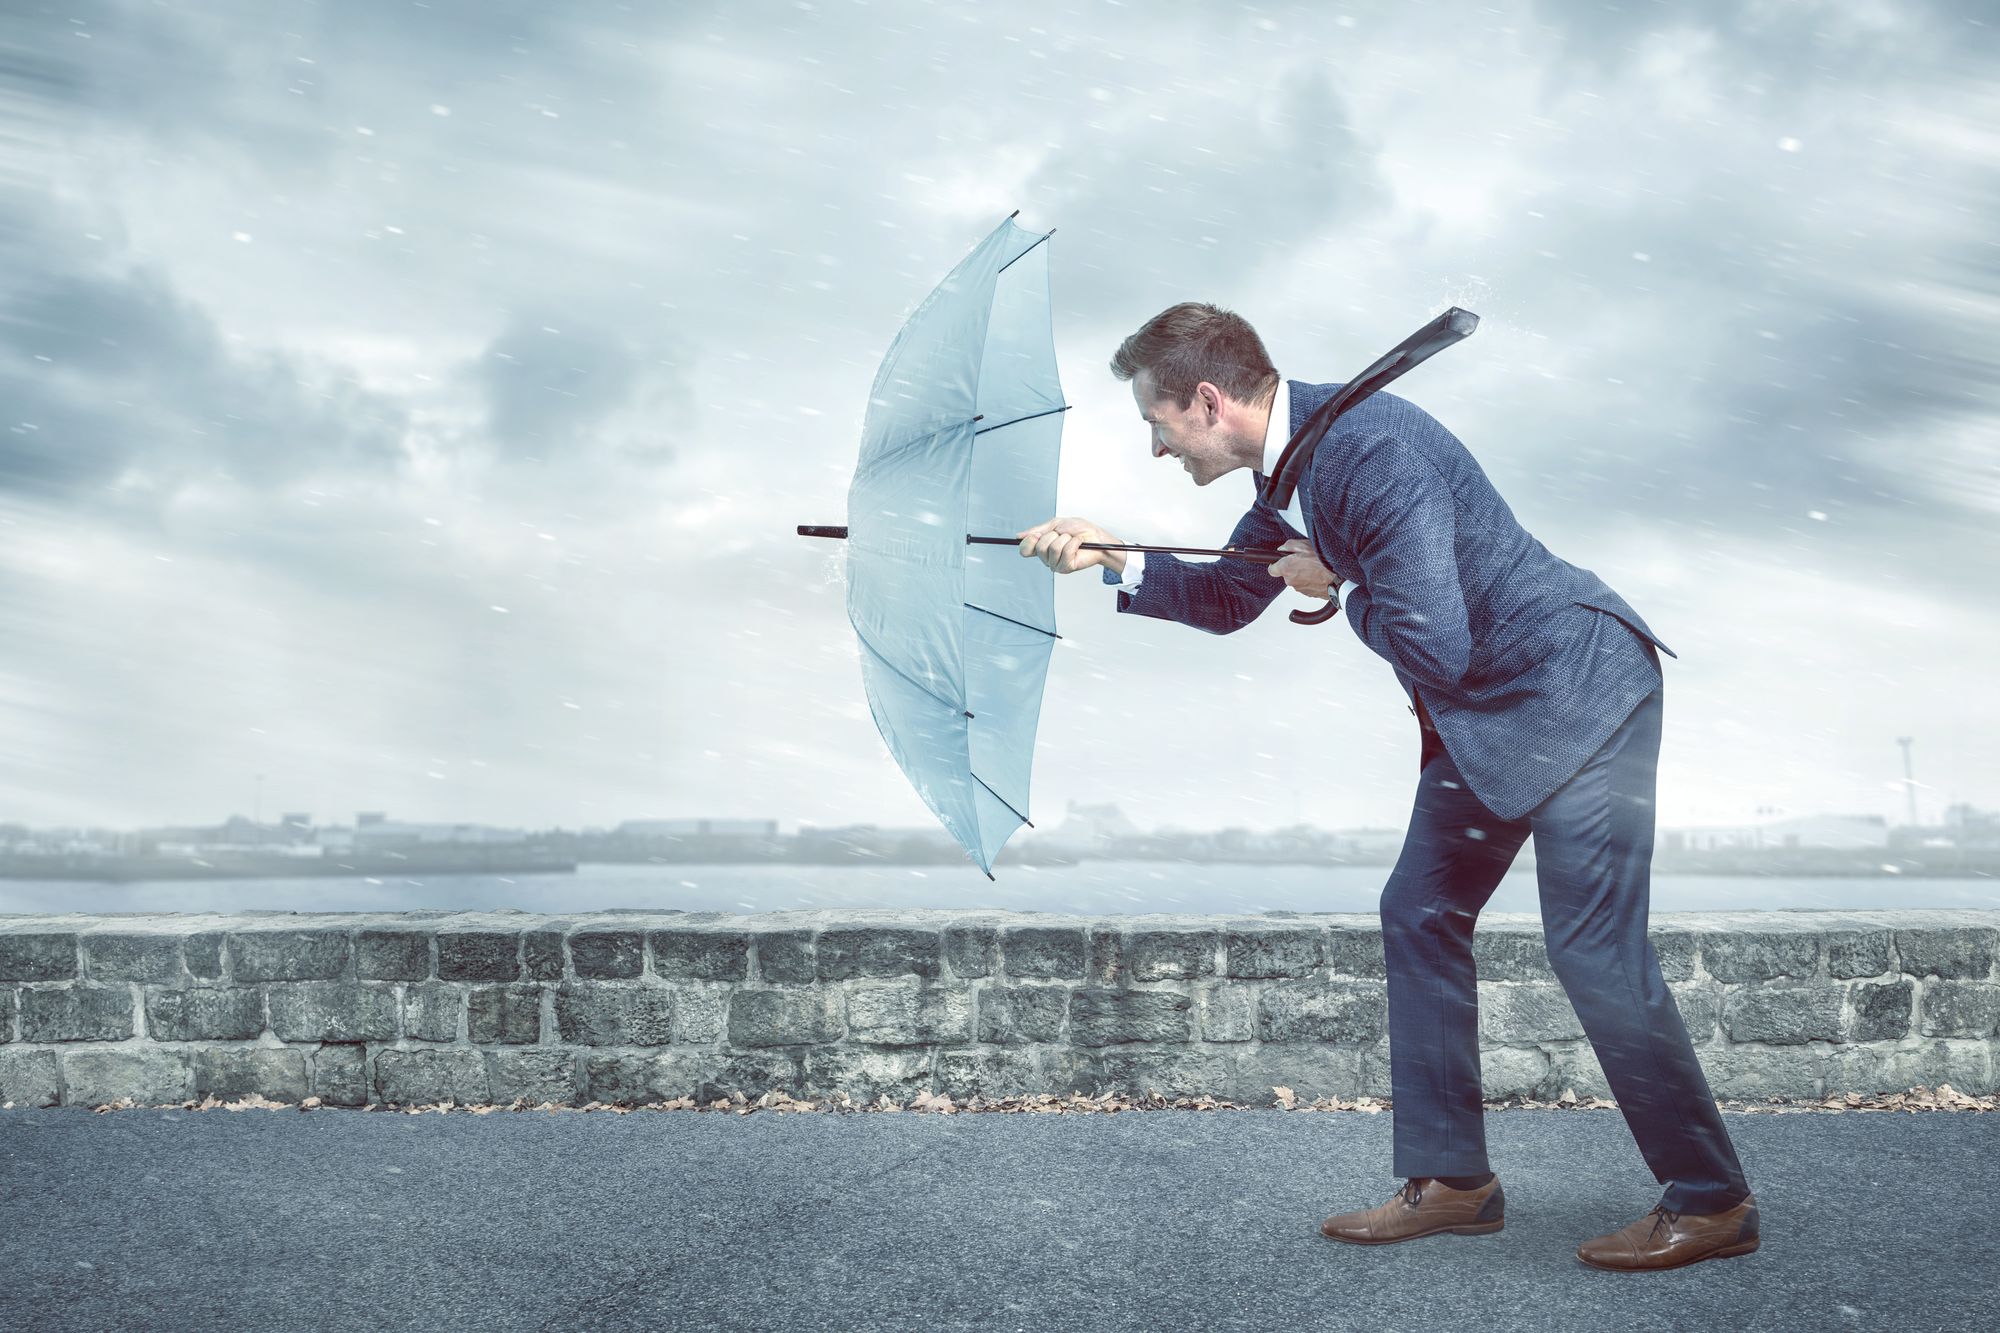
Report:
1109,302,1278,410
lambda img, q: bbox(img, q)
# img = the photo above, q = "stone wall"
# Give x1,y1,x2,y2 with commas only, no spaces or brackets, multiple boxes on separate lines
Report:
2,910,1995,1109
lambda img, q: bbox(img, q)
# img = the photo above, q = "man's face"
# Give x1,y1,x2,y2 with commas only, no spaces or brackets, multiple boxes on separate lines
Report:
1133,368,1226,486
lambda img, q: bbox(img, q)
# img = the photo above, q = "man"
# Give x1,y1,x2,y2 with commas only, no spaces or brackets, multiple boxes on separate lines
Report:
1017,302,1758,1273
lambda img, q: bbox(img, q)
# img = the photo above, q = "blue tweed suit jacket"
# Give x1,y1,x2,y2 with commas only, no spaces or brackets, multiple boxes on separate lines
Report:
1106,380,1676,822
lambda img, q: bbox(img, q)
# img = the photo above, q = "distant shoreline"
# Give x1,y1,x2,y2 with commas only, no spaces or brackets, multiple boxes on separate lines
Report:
0,853,1992,883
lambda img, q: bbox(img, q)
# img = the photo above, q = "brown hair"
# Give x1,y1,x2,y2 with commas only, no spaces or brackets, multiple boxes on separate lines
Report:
1109,302,1278,410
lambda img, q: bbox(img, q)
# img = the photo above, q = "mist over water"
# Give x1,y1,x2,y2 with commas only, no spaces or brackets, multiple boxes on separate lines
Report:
3,863,1992,918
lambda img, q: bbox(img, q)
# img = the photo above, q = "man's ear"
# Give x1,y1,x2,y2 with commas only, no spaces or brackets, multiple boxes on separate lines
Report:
1196,381,1222,421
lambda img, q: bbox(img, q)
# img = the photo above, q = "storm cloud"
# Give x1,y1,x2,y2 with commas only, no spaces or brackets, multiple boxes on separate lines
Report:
0,0,1993,847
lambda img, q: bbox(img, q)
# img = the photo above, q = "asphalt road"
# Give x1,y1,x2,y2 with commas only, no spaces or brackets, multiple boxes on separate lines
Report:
2,1103,1994,1332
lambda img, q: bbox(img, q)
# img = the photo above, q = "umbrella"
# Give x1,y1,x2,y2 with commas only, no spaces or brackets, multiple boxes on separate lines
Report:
809,211,1072,878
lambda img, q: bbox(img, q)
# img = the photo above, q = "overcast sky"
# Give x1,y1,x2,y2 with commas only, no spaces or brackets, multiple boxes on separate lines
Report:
2,0,1995,845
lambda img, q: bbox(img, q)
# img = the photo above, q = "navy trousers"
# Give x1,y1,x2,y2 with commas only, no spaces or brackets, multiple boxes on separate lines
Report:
1380,658,1752,1214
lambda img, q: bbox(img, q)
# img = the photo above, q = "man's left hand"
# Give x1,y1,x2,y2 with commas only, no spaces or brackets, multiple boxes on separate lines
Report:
1268,538,1340,600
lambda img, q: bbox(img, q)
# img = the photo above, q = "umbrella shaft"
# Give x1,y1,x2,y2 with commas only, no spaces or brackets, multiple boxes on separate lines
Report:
965,535,1290,563
798,526,1288,564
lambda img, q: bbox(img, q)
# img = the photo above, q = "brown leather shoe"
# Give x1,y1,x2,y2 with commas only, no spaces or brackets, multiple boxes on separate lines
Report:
1320,1176,1505,1245
1576,1193,1760,1271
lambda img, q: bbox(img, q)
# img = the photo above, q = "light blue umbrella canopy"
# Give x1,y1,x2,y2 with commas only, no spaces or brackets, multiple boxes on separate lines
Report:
843,213,1066,878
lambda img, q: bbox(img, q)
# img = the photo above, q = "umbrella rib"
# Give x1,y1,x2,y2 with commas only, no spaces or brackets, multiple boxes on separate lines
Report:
853,625,974,719
996,229,1053,274
971,771,1034,829
972,404,1071,436
963,602,1060,640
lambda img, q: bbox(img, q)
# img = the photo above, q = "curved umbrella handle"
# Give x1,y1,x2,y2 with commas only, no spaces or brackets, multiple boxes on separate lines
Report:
1289,591,1342,626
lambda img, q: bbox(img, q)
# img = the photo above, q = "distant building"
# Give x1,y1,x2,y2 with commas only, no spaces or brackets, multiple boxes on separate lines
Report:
1044,801,1143,854
1664,814,1888,853
617,818,780,839
320,814,532,851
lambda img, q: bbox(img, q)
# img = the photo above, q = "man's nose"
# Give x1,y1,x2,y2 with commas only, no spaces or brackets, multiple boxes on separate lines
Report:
1152,439,1168,458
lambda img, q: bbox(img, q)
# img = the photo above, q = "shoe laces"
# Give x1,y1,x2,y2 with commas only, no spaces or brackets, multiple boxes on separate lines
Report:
1398,1178,1425,1207
1646,1202,1682,1243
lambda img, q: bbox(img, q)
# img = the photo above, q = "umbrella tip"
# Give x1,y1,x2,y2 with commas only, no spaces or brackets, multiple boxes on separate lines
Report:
1008,208,1020,220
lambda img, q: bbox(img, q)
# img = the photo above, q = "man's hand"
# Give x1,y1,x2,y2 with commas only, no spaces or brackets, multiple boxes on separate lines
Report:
1016,517,1125,575
1268,537,1340,600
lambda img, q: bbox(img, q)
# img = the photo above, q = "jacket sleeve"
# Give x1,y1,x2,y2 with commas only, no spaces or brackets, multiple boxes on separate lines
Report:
1109,499,1299,635
1322,433,1472,691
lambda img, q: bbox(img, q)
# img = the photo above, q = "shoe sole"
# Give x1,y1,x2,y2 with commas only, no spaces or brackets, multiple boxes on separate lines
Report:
1575,1235,1760,1271
1321,1218,1505,1245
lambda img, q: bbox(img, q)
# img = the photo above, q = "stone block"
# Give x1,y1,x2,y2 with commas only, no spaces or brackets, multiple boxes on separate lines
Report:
934,1048,1039,1100
1257,980,1387,1044
355,929,431,981
185,932,225,980
584,1050,799,1105
1082,1047,1232,1099
1480,1044,1551,1098
21,985,135,1042
523,929,566,981
267,982,398,1042
1671,982,1723,1044
1128,928,1219,981
816,927,940,981
1845,979,1914,1042
554,983,676,1046
1468,932,1552,982
1698,1043,1826,1099
846,980,973,1047
1722,985,1844,1044
374,1048,488,1105
943,925,997,979
725,988,840,1047
486,1049,577,1104
753,930,813,984
569,929,643,979
469,986,542,1044
437,931,520,981
998,925,1086,980
1478,983,1584,1044
146,986,264,1041
974,985,1068,1044
1826,929,1893,979
1825,1038,1995,1096
401,982,463,1043
195,1047,307,1103
0,1048,61,1106
671,987,726,1043
1229,1042,1365,1103
800,1046,932,1102
1352,1037,1393,1098
230,929,350,982
82,933,183,985
1328,928,1392,980
1897,928,1998,980
1700,932,1819,983
62,1048,193,1107
1086,928,1124,987
1197,985,1256,1042
1546,1041,1611,1100
1224,927,1323,979
0,932,79,981
313,1043,367,1106
0,988,12,1040
1069,988,1192,1047
1917,981,2000,1037
1649,930,1699,983
650,927,750,981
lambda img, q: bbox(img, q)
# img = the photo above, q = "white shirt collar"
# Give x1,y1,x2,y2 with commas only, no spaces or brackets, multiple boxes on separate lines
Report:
1259,377,1290,477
